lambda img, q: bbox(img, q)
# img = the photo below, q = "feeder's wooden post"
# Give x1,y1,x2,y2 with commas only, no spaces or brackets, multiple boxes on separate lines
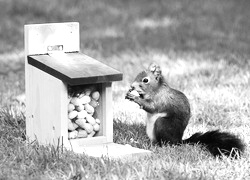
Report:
102,82,113,143
24,22,79,147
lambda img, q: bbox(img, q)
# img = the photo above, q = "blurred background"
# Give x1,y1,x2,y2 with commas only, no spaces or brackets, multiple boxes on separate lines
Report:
0,0,250,113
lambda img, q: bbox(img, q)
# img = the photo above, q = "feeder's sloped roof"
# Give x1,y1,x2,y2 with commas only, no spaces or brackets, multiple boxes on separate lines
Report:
28,52,123,85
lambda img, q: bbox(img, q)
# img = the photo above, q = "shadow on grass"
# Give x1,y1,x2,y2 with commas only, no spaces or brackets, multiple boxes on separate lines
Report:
113,119,151,150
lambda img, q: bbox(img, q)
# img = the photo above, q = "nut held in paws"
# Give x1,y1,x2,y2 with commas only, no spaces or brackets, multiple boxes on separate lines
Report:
130,90,140,97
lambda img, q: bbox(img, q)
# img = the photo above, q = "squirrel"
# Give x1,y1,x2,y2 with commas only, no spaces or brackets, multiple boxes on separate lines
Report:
125,63,245,157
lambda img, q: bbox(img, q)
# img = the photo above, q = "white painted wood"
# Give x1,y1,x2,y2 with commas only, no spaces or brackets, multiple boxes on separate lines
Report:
69,136,108,148
25,64,68,146
73,143,151,158
24,22,79,55
102,82,113,143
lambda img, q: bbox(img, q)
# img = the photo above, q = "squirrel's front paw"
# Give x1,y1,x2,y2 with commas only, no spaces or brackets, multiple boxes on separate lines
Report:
125,92,135,101
125,89,140,100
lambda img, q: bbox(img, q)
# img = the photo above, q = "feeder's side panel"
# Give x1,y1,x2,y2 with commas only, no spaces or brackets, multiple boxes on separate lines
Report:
102,82,113,143
25,64,68,146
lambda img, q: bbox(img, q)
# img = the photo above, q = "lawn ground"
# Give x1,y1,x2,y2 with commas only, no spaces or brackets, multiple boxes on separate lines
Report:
0,0,250,179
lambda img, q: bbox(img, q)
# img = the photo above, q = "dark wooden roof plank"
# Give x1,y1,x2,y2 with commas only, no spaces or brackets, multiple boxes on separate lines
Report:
28,52,123,85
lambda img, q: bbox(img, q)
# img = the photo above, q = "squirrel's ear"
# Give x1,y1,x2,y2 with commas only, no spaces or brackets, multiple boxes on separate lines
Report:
148,63,162,78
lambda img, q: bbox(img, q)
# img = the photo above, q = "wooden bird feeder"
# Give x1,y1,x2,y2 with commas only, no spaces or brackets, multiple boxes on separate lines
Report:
24,22,150,158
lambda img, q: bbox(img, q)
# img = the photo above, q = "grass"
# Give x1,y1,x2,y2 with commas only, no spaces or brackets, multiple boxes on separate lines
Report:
0,0,250,179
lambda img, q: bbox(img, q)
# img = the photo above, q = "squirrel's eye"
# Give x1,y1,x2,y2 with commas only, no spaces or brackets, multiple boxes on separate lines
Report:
142,77,150,84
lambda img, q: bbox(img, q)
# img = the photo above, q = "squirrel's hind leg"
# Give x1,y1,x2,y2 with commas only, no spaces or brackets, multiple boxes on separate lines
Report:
153,117,183,146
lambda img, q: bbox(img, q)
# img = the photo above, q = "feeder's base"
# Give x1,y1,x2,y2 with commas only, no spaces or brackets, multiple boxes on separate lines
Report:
70,143,151,158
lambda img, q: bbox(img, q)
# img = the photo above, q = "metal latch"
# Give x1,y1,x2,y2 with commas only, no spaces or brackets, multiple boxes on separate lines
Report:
47,45,64,53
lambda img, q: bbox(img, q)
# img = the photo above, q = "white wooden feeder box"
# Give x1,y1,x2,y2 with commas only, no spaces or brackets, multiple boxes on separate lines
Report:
24,22,150,158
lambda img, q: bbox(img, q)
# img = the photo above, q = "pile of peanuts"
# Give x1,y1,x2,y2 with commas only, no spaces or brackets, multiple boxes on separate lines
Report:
68,86,101,139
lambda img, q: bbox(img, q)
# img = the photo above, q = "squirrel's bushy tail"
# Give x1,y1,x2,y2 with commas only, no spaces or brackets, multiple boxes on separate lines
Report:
182,130,245,158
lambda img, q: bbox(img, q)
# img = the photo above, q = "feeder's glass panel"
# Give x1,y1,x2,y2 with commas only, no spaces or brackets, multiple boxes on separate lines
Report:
67,84,102,139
